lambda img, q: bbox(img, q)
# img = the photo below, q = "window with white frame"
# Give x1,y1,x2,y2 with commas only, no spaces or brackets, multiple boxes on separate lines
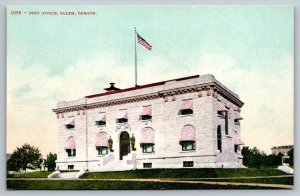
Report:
179,99,193,115
66,149,76,157
96,146,108,155
95,112,106,126
181,141,196,151
65,116,75,129
142,143,155,153
140,105,152,121
116,109,128,123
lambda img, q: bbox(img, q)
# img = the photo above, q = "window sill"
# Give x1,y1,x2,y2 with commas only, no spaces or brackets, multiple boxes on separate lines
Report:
140,119,152,123
96,124,107,127
66,128,75,130
179,114,194,118
180,150,196,153
116,122,128,125
66,157,76,159
142,152,155,155
217,115,225,118
97,155,106,157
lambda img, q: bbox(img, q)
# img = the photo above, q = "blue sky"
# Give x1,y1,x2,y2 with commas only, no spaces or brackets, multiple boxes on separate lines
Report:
7,6,294,156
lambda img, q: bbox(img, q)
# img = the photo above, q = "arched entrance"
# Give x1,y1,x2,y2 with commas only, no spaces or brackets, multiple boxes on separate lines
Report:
119,131,130,160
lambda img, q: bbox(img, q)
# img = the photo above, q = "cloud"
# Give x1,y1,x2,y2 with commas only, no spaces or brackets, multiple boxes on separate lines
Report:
7,52,293,156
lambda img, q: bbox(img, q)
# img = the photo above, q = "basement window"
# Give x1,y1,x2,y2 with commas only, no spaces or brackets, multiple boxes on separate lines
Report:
143,163,152,168
234,119,240,125
183,161,194,167
68,165,74,170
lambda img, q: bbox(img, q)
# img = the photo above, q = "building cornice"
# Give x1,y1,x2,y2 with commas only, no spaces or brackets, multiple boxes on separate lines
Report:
52,82,244,114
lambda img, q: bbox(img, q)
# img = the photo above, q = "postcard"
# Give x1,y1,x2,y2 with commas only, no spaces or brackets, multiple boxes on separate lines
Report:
6,5,294,190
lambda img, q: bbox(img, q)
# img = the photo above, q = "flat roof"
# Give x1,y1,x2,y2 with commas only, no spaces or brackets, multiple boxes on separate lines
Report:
85,75,200,99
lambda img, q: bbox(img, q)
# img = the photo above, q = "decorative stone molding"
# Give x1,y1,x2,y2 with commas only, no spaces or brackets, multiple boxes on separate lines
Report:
207,87,211,96
164,95,169,102
197,87,202,97
212,88,218,98
171,94,176,101
116,124,131,133
77,110,80,116
52,82,244,114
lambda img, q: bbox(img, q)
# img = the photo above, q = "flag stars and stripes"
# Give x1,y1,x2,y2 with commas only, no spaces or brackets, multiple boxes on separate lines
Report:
137,33,152,50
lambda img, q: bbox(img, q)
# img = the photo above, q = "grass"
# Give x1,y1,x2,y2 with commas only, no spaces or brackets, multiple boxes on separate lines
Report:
7,171,53,178
7,168,293,190
187,176,293,185
81,168,290,179
6,180,285,190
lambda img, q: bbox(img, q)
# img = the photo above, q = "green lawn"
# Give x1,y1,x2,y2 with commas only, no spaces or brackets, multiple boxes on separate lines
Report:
81,168,290,179
7,171,53,178
6,180,285,190
187,176,293,185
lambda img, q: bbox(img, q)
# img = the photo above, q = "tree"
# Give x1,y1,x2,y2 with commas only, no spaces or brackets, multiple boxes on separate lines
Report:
9,143,43,172
241,146,283,168
43,152,57,171
7,158,18,172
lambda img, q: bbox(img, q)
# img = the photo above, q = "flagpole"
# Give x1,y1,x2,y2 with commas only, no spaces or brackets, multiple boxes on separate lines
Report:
134,27,137,87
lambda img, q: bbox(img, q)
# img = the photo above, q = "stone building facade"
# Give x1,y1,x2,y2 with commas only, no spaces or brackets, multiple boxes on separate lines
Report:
52,74,245,171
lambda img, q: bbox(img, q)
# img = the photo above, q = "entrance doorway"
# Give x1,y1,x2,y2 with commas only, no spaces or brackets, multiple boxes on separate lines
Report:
119,131,130,160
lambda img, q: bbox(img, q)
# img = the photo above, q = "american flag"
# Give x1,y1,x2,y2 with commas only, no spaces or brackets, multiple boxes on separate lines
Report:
137,33,152,50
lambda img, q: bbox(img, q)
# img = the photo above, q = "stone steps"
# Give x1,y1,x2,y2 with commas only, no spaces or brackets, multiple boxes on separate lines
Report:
96,160,133,172
55,172,79,179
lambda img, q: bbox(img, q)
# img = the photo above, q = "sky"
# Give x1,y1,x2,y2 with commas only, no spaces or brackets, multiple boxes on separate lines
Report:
7,6,294,157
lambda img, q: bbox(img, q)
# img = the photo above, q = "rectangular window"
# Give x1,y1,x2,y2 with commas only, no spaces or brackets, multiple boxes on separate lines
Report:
217,126,222,153
95,121,106,126
117,118,128,123
234,145,239,153
65,124,75,129
97,147,108,155
141,115,152,121
66,149,76,157
180,109,193,115
142,144,154,153
143,163,152,168
183,161,194,167
217,111,224,117
181,141,196,151
234,119,240,125
225,111,229,135
68,165,74,170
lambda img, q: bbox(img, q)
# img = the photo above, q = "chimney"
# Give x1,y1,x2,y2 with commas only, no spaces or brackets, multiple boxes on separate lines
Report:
104,82,121,91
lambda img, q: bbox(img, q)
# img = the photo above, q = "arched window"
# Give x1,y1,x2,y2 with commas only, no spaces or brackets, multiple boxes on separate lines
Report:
95,132,109,155
180,125,196,151
140,127,155,153
64,136,76,157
